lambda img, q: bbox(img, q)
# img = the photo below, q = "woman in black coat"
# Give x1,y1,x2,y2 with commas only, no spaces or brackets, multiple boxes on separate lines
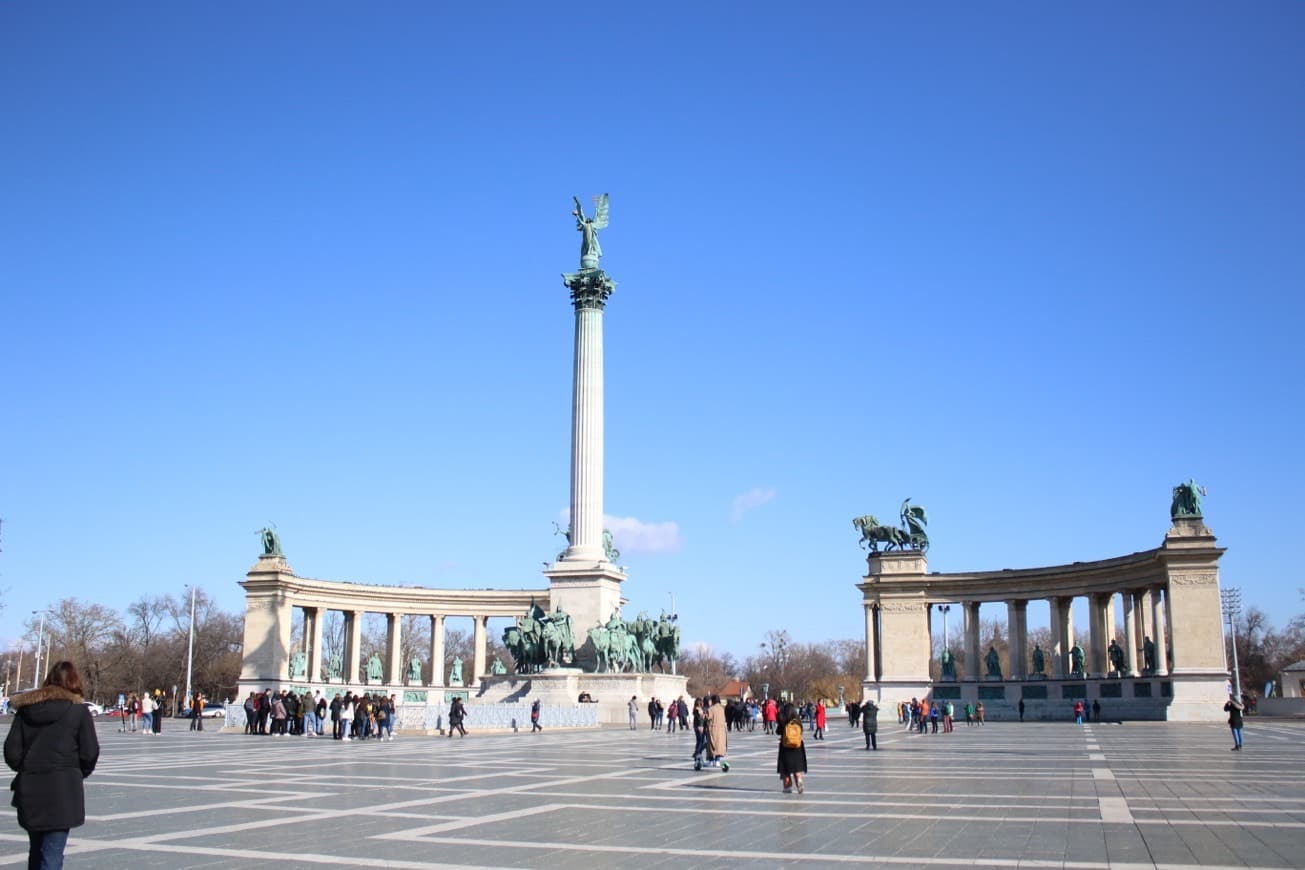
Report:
5,660,100,869
776,702,808,794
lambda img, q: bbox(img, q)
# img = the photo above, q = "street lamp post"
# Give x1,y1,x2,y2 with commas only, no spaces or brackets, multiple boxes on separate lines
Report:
31,611,45,690
666,592,678,675
184,585,197,712
1221,586,1243,701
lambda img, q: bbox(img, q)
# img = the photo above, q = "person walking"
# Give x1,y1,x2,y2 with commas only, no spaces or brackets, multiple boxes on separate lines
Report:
1224,694,1244,751
861,700,879,750
1018,699,1025,722
943,700,954,733
813,701,827,740
190,692,205,732
964,702,975,726
530,699,542,733
777,702,807,793
448,697,467,738
929,701,940,733
704,695,729,771
627,696,638,731
975,701,986,725
692,698,707,769
5,660,100,870
152,690,164,734
1092,699,1101,722
140,693,155,735
1073,700,1084,725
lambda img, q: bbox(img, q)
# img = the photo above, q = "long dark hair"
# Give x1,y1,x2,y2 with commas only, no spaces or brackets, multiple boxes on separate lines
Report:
44,660,85,698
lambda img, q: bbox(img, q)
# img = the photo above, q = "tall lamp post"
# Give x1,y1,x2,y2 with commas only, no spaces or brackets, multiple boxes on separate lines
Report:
31,611,46,690
1221,586,1243,701
183,585,197,711
666,592,678,675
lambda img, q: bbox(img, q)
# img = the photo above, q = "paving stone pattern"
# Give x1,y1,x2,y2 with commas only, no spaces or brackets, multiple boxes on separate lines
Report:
4,716,1303,868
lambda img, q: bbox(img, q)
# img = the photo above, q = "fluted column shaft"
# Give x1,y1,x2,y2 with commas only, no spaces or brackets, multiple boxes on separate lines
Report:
1123,592,1139,676
1151,587,1169,676
385,613,402,685
345,610,363,685
1088,593,1108,677
1007,600,1028,680
307,607,324,683
472,615,488,686
430,615,445,686
566,304,606,562
964,602,981,681
863,605,877,682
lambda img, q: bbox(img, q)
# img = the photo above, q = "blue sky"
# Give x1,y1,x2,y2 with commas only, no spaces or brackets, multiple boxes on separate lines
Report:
3,4,1303,660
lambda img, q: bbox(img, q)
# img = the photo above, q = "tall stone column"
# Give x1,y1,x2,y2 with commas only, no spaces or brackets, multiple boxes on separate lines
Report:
1088,593,1108,677
385,613,402,685
430,615,445,687
472,615,488,687
1136,590,1150,655
1123,592,1139,676
963,601,981,681
1007,600,1028,680
562,273,615,563
1048,598,1064,678
863,604,877,682
345,610,363,685
1151,587,1169,676
307,607,324,683
545,265,626,666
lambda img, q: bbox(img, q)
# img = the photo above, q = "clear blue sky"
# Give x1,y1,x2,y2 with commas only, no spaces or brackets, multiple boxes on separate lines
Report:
3,4,1303,660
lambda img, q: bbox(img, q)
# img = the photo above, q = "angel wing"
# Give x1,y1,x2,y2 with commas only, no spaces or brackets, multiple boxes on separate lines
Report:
592,193,610,230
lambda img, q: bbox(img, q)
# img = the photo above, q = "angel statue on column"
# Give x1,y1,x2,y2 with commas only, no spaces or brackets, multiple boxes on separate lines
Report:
573,193,609,270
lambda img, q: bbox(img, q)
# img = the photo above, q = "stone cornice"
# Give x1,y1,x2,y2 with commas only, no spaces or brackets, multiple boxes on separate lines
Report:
240,572,548,617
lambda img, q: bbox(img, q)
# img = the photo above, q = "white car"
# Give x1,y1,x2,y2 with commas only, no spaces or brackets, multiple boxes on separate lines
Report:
83,702,104,716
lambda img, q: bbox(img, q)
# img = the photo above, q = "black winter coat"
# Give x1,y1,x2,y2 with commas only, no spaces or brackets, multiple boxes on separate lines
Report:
5,686,99,832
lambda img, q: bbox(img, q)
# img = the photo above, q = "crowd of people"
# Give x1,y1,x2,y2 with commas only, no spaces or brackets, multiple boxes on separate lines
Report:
240,689,400,740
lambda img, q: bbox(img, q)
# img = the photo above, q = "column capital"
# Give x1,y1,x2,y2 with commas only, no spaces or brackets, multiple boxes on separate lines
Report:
564,269,616,309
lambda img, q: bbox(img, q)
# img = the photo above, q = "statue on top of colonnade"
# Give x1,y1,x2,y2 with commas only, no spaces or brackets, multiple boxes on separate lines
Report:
1170,479,1206,519
853,498,930,554
258,526,282,557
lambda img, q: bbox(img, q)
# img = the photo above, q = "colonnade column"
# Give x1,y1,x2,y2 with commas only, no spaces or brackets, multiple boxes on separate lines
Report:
863,605,877,682
1136,590,1150,656
963,601,981,681
345,610,363,685
385,614,402,685
1007,600,1028,680
1048,598,1064,678
1088,593,1108,677
307,607,324,683
1122,592,1139,676
1151,587,1169,676
472,615,488,687
430,615,445,686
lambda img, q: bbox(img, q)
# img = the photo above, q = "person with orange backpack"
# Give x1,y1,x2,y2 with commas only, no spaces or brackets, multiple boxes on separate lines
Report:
776,702,808,794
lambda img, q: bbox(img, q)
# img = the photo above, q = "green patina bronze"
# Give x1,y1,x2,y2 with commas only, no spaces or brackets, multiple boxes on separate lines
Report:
490,657,506,675
853,499,930,554
1108,639,1125,673
289,650,306,679
448,657,463,684
259,526,282,556
403,691,428,703
1170,479,1206,519
562,194,616,309
1070,643,1086,676
1031,643,1046,676
365,654,383,681
327,653,342,681
939,647,956,680
408,657,423,683
504,600,575,672
603,528,620,562
985,645,1002,678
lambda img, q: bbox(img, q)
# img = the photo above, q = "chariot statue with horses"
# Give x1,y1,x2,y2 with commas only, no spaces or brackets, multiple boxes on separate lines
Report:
853,498,930,554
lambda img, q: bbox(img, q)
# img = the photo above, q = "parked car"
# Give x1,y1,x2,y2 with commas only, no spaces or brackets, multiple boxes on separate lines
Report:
83,702,104,716
179,704,226,719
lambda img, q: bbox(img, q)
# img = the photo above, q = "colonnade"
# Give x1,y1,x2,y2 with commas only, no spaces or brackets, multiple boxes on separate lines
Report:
296,606,491,687
239,553,545,692
856,517,1229,720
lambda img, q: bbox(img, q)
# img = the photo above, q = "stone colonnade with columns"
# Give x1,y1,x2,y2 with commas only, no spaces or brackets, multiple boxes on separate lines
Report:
238,554,545,697
859,517,1228,721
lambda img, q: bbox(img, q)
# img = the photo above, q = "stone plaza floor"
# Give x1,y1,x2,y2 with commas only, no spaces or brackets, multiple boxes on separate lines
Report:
2,715,1303,869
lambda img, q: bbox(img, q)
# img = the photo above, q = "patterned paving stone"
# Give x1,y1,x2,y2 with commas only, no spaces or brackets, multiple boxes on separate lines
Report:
3,716,1302,868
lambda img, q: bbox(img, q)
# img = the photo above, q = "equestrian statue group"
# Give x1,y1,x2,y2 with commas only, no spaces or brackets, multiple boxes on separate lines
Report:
501,603,680,675
853,498,930,554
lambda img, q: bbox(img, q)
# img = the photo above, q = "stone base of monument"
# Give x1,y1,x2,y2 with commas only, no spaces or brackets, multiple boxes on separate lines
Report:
476,671,689,727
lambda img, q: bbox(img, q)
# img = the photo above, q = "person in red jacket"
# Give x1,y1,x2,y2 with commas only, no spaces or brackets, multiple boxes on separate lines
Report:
813,701,827,740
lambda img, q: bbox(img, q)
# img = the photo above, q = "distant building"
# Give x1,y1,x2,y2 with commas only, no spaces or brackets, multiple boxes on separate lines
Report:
718,679,753,702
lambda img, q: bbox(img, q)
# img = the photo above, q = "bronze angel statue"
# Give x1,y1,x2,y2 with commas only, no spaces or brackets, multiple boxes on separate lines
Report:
573,193,609,270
